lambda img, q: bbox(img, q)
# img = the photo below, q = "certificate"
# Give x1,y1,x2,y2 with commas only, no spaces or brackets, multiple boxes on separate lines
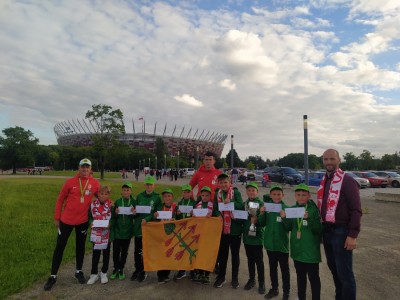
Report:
232,210,248,220
118,207,133,215
218,202,234,212
285,207,305,219
136,205,151,214
179,205,193,214
92,220,109,228
192,208,208,217
264,203,282,213
157,211,173,220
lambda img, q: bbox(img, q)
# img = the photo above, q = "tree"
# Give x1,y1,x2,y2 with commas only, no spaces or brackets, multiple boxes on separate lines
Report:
342,152,358,170
358,149,375,170
247,161,255,170
225,149,243,168
85,104,125,179
0,126,39,174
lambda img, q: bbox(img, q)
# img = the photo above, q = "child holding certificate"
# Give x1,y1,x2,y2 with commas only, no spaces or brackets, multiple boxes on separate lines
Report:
281,183,322,300
131,176,162,282
261,185,290,300
110,182,135,281
242,182,266,294
213,173,244,289
87,186,113,285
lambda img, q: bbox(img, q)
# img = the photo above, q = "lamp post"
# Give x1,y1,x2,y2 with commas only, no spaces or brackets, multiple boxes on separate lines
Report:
303,115,309,185
231,135,234,169
155,156,157,169
164,154,166,170
196,146,199,169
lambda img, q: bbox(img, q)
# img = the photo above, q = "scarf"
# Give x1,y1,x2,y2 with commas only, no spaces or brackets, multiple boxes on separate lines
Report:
217,186,234,234
196,200,213,214
90,198,112,249
317,168,345,223
162,202,177,220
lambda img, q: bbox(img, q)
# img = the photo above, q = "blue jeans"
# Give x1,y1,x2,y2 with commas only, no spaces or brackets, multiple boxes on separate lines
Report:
323,225,356,300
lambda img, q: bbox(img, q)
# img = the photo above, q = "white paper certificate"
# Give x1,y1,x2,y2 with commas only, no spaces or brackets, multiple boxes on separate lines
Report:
218,202,235,212
92,220,109,228
135,205,151,214
285,207,305,219
157,211,173,220
264,203,282,213
118,207,133,215
178,205,193,214
192,208,208,217
232,210,248,220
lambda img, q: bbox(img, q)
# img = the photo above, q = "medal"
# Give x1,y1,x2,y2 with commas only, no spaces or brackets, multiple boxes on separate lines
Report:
297,231,301,239
80,196,84,203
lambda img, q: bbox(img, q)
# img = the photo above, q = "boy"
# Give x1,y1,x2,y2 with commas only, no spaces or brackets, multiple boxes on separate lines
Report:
243,182,266,294
154,188,176,283
175,184,196,280
262,185,290,300
111,182,135,281
87,186,113,285
131,176,162,282
281,183,322,300
213,173,244,289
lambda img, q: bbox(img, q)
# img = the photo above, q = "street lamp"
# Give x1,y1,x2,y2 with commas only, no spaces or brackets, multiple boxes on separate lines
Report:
303,115,309,184
231,135,234,169
164,154,166,170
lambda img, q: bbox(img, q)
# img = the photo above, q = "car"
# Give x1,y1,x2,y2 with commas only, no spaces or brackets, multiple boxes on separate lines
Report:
246,171,256,181
253,170,264,182
264,167,304,185
183,168,195,176
345,172,371,189
307,171,325,186
372,171,400,188
352,171,388,188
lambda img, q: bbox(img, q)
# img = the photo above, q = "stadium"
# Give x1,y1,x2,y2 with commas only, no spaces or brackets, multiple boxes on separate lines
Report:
54,118,227,158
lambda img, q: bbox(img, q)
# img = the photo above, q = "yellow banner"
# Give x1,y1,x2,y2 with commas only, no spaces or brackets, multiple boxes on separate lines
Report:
142,217,222,272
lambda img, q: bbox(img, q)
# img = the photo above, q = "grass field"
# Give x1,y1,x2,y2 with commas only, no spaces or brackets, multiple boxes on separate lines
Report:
0,177,182,299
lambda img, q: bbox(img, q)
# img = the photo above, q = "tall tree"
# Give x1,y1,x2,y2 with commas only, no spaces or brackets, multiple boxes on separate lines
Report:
342,152,358,170
225,149,243,168
0,126,39,174
85,104,125,179
358,149,375,170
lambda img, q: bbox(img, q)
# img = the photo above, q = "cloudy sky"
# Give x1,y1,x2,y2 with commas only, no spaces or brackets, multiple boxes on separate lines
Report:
1,0,399,160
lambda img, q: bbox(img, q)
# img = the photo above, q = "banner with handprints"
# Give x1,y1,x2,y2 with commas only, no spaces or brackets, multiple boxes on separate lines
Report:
142,217,222,272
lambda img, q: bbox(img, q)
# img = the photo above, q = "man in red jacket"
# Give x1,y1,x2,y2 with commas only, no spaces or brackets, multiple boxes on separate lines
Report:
189,151,222,200
44,158,100,291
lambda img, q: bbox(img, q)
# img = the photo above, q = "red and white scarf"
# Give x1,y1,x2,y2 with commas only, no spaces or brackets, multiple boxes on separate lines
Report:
90,198,112,249
317,168,345,223
217,186,234,234
196,200,213,214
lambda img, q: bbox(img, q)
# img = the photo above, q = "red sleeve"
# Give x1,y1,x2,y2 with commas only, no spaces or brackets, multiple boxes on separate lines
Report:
54,179,71,221
189,171,199,188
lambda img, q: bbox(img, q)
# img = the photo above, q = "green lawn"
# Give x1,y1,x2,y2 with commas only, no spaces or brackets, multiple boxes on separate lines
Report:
0,177,182,299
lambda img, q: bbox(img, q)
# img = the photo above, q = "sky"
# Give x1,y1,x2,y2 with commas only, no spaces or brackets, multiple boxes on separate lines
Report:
1,0,399,160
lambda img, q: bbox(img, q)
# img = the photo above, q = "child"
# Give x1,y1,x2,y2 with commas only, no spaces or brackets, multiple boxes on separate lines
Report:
242,182,266,294
192,186,215,284
131,176,162,282
87,185,113,285
154,188,176,284
262,185,290,300
213,173,244,289
281,183,322,300
110,182,135,281
175,184,196,280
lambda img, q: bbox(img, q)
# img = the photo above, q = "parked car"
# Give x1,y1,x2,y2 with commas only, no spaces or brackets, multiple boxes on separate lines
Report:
345,172,371,189
253,170,264,182
352,171,388,188
183,168,195,176
308,171,325,186
264,167,304,185
246,171,256,181
372,171,400,188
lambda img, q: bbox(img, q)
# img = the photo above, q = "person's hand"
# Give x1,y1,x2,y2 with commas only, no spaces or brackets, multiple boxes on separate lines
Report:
154,212,159,218
304,211,309,219
131,207,136,215
115,207,120,214
206,211,212,217
54,220,60,228
177,210,182,215
260,206,266,214
251,216,257,224
142,219,147,225
344,236,357,250
280,210,286,218
224,199,230,204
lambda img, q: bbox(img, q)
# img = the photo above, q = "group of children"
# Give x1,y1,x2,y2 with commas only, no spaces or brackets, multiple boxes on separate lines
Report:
88,174,322,300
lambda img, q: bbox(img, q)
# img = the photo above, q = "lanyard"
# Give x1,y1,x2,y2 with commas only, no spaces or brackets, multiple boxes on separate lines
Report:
79,178,89,203
296,203,308,233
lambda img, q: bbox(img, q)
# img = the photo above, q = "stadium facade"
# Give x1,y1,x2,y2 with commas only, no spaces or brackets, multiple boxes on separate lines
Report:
54,119,227,158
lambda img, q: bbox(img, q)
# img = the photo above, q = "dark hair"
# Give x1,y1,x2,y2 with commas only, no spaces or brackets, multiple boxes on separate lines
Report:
204,151,216,159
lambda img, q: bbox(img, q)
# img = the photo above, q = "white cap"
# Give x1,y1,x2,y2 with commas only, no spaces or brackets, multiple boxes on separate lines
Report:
79,158,92,166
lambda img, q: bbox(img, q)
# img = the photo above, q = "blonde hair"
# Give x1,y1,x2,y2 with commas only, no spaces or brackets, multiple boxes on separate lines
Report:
99,185,111,194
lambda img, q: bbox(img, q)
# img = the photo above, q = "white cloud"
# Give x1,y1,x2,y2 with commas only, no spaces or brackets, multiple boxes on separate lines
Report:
174,94,204,107
219,79,237,91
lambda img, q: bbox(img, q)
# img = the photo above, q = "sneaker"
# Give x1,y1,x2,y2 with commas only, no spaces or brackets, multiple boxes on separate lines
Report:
163,276,170,283
110,270,118,280
258,282,266,294
100,272,108,284
202,275,211,285
175,271,187,280
231,279,239,289
244,279,256,290
75,271,86,284
87,274,99,285
281,293,289,300
265,289,279,299
158,276,166,284
44,276,57,291
131,270,139,281
119,271,126,280
213,277,226,288
137,271,147,282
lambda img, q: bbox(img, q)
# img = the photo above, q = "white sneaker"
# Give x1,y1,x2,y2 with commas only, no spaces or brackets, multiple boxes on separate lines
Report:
100,272,108,284
87,274,99,285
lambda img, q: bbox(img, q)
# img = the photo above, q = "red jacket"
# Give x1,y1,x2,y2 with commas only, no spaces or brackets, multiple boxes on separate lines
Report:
54,173,100,225
189,165,222,199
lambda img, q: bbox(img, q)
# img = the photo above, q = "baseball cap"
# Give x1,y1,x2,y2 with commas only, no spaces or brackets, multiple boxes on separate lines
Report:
144,176,156,184
246,182,258,190
200,186,212,193
162,188,174,195
122,182,132,188
269,185,283,192
79,158,91,166
294,183,310,192
181,184,192,191
217,173,229,180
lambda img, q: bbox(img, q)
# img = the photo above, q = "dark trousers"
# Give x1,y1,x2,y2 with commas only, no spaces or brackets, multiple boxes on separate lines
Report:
113,239,131,271
91,242,111,274
50,221,88,275
244,244,265,282
267,250,290,294
323,225,356,300
294,260,321,300
217,234,241,281
134,237,144,273
157,270,171,279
